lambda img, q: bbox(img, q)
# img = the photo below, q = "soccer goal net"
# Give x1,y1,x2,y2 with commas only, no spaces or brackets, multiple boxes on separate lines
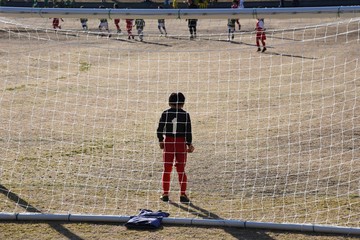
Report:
0,7,359,233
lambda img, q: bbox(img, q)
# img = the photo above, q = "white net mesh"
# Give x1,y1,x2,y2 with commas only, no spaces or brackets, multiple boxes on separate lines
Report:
0,15,359,228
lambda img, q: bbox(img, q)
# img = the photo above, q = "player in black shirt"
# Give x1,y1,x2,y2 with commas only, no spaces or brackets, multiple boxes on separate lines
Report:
187,0,198,39
157,92,194,203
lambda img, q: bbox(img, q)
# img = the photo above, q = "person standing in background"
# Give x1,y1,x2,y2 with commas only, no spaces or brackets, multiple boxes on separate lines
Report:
126,19,134,39
157,6,168,36
187,0,198,39
256,18,267,52
113,4,122,33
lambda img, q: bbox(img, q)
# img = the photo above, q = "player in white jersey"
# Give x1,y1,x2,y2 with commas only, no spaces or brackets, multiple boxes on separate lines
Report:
79,6,88,31
227,19,236,42
98,6,110,37
231,0,241,30
157,6,168,36
135,19,146,41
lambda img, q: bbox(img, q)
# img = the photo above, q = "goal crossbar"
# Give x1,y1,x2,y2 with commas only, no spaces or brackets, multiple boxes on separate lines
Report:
0,6,360,19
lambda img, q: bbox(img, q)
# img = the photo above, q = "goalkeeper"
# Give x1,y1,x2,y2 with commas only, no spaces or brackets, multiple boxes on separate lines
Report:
157,92,195,203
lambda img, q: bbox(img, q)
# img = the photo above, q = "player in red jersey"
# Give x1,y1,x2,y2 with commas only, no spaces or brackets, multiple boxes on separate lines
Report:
113,4,121,33
157,92,195,203
126,19,134,39
114,19,121,33
256,18,267,52
52,18,63,30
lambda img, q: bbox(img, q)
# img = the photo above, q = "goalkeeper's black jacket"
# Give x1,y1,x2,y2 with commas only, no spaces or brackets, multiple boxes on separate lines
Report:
157,108,192,145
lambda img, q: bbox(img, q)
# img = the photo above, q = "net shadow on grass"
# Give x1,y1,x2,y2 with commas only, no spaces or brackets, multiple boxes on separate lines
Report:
208,38,257,47
262,51,317,60
111,35,172,46
168,201,275,240
134,39,172,47
0,184,85,240
113,37,138,43
166,35,195,41
0,184,41,214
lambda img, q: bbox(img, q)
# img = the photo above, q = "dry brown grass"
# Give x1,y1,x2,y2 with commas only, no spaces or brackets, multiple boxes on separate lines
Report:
0,16,359,239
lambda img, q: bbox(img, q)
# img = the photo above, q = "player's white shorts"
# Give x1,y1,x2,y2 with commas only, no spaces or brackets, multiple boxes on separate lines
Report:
99,22,109,30
228,26,235,32
158,22,165,28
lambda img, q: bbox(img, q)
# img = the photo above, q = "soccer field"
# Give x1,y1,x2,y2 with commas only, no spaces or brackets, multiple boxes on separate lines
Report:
0,16,359,239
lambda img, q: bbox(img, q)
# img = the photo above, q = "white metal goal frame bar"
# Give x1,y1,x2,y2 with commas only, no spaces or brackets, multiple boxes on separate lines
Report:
0,213,359,235
0,6,360,19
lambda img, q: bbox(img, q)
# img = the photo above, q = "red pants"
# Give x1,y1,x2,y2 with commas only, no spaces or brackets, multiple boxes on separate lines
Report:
53,19,61,29
256,32,266,47
162,136,187,195
114,19,120,30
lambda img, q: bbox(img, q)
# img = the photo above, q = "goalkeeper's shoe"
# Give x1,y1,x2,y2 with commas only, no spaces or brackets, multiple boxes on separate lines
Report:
257,47,261,52
180,194,190,203
262,47,267,52
160,195,169,202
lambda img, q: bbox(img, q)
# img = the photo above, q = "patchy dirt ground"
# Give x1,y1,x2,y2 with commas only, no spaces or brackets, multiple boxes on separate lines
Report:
0,16,359,239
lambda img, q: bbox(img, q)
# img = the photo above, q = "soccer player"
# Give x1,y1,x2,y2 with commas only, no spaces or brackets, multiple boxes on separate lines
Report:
238,0,244,8
134,19,145,41
279,0,284,7
157,6,167,36
79,6,88,30
98,6,110,37
187,0,198,39
227,19,236,42
231,0,241,30
114,19,121,33
98,18,110,36
113,4,121,33
80,18,88,30
157,92,195,203
126,19,134,40
256,18,267,52
52,18,63,30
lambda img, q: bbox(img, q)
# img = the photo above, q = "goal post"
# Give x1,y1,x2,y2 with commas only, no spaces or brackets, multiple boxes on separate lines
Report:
1,6,360,19
0,6,360,236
